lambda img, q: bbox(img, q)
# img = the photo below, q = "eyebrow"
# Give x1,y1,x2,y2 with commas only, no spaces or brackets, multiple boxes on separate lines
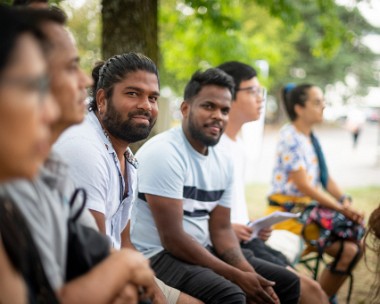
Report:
124,86,160,96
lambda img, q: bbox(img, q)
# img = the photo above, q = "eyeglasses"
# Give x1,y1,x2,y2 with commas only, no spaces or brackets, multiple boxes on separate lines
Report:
236,86,267,100
308,99,325,107
0,74,50,104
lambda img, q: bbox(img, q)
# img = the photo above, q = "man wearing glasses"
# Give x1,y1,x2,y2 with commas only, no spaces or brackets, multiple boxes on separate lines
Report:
217,61,329,304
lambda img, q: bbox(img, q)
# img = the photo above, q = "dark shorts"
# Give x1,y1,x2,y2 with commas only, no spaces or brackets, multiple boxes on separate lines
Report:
150,247,300,304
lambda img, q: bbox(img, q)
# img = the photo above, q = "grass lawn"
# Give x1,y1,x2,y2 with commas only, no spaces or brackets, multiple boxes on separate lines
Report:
245,183,380,304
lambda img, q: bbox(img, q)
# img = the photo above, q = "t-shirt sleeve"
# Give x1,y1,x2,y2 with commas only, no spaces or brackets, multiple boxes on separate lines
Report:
137,141,186,200
57,137,109,214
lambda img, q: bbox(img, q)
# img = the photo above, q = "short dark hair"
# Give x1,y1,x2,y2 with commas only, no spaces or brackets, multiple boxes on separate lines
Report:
0,5,45,74
184,68,235,102
217,61,257,99
13,0,48,6
282,83,313,121
20,6,67,25
89,52,159,112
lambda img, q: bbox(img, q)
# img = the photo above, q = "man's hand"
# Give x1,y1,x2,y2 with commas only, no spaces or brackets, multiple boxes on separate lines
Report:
257,227,272,242
120,249,156,299
231,223,253,242
233,271,279,304
112,283,138,304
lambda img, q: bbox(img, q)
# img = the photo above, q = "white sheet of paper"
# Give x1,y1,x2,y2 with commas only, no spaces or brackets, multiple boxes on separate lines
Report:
247,211,301,240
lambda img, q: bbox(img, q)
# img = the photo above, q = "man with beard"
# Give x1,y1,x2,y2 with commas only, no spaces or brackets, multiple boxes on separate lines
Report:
129,68,300,304
56,53,201,304
57,53,159,249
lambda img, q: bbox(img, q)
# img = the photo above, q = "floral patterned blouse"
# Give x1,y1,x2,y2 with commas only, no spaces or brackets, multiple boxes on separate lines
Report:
269,124,320,196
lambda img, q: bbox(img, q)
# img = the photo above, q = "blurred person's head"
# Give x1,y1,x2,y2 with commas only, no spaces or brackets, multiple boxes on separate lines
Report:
22,7,92,139
90,53,159,145
181,68,234,154
283,83,325,124
0,5,58,181
13,0,48,8
364,204,380,301
218,61,265,126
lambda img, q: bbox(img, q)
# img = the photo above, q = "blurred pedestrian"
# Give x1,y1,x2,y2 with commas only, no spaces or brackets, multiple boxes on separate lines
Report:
346,108,366,149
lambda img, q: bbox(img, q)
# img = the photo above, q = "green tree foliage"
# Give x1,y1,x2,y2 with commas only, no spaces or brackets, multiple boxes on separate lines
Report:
159,0,301,93
160,0,380,104
288,3,380,99
60,0,101,73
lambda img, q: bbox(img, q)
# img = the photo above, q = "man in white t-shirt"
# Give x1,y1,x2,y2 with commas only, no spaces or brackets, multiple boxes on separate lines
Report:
217,61,328,304
130,68,301,304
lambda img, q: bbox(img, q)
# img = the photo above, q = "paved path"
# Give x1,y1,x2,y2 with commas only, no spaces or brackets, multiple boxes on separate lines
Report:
245,122,380,188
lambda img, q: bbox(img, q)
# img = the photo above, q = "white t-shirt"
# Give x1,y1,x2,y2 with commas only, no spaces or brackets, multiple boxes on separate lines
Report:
130,126,234,258
55,111,137,249
219,134,250,225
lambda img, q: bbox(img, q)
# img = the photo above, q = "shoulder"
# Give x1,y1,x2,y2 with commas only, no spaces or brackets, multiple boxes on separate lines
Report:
278,124,303,150
137,127,187,164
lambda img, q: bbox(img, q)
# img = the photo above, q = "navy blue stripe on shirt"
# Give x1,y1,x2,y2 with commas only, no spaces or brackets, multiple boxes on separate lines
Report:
184,209,209,217
183,186,224,202
138,192,210,217
138,192,147,201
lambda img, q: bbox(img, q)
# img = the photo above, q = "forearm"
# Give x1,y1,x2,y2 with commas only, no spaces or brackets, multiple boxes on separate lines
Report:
0,243,27,304
163,232,240,281
121,221,135,249
211,227,254,273
326,177,344,201
296,182,342,211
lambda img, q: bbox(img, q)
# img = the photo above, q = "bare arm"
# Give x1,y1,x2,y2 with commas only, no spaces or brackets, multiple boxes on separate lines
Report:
147,194,277,304
289,169,363,222
0,238,27,304
89,210,106,234
121,221,135,249
209,205,253,272
147,194,239,277
58,248,155,304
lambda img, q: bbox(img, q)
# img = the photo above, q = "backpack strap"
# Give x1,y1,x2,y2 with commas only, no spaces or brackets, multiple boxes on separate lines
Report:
69,188,87,222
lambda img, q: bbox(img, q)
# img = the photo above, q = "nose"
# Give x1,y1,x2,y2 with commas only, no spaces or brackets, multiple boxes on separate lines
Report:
80,68,93,89
138,96,152,111
211,109,223,120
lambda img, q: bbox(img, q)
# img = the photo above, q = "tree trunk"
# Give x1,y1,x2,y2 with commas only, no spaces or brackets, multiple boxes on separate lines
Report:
102,0,158,63
101,0,161,153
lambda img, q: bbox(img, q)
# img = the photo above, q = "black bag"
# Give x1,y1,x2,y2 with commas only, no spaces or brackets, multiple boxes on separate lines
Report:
65,188,110,281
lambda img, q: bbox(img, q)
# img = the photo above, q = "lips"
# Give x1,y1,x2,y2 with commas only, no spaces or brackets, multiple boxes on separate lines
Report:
205,123,222,135
132,111,152,123
132,115,150,124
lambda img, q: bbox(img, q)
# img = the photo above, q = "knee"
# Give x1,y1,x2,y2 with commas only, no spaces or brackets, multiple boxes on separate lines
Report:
336,242,362,269
301,275,327,299
214,284,245,304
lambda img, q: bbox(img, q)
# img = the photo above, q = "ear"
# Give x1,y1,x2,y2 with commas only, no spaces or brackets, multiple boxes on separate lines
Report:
96,89,107,113
294,103,304,117
180,101,190,118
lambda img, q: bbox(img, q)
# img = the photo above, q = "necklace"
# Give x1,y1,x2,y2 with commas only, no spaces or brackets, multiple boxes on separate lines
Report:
100,124,139,169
